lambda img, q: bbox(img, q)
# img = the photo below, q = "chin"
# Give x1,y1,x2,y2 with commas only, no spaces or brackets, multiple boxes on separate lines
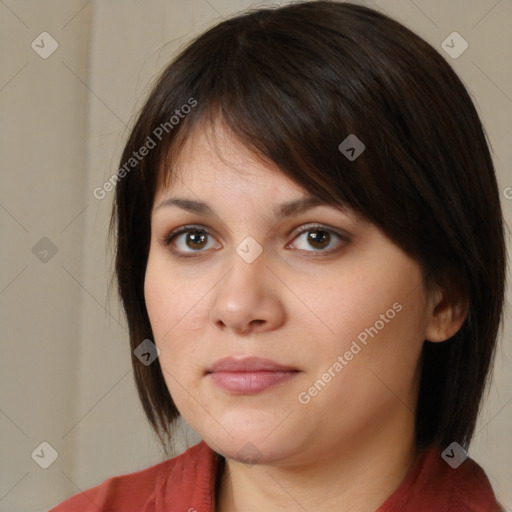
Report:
202,427,297,466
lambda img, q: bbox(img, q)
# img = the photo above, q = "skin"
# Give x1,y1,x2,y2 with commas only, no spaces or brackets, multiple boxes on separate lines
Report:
144,117,468,512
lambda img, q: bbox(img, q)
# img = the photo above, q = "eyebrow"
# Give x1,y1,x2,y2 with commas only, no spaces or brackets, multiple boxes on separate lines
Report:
154,195,349,220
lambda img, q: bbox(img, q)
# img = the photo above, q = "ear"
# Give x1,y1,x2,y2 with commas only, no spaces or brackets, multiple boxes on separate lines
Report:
424,281,469,343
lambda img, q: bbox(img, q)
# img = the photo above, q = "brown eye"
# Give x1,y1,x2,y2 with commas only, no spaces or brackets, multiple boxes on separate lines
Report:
162,223,349,259
306,230,331,249
162,226,220,255
288,224,349,255
185,230,208,250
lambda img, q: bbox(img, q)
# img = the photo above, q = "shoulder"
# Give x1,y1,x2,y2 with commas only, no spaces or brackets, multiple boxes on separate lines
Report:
439,453,504,512
49,441,220,512
380,445,504,512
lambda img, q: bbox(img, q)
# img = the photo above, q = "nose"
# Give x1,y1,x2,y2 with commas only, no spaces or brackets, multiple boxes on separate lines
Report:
209,248,286,335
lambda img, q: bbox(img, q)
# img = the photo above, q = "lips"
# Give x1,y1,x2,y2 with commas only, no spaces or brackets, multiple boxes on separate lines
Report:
206,356,300,394
208,356,298,373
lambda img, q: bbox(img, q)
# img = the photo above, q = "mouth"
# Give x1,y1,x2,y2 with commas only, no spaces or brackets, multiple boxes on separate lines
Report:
206,356,300,394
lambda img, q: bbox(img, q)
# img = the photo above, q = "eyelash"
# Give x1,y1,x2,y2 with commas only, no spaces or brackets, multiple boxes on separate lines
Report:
160,223,350,259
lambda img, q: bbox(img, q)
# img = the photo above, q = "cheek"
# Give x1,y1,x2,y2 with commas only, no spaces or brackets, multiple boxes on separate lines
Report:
144,260,184,365
143,257,208,379
143,266,198,412
300,263,427,389
337,298,425,414
290,269,401,352
144,268,172,339
144,256,198,337
297,295,425,438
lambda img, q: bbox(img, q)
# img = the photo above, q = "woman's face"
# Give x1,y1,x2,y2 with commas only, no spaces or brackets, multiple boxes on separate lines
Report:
144,119,438,465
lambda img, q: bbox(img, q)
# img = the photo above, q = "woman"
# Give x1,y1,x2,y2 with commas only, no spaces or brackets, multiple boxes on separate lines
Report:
51,1,507,510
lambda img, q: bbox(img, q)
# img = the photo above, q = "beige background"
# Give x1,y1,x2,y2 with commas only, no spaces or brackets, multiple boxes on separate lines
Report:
0,1,510,510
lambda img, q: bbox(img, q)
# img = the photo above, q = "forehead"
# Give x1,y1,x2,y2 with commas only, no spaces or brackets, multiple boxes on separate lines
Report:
154,115,369,226
156,117,305,197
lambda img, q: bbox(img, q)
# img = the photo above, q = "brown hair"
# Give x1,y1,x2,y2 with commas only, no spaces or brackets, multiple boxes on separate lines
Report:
109,1,507,455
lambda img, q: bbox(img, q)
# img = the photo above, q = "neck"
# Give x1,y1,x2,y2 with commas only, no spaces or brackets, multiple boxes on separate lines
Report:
216,410,418,512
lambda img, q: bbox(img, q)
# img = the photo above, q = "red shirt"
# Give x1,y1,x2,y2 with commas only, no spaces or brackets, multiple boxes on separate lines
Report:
50,440,504,511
